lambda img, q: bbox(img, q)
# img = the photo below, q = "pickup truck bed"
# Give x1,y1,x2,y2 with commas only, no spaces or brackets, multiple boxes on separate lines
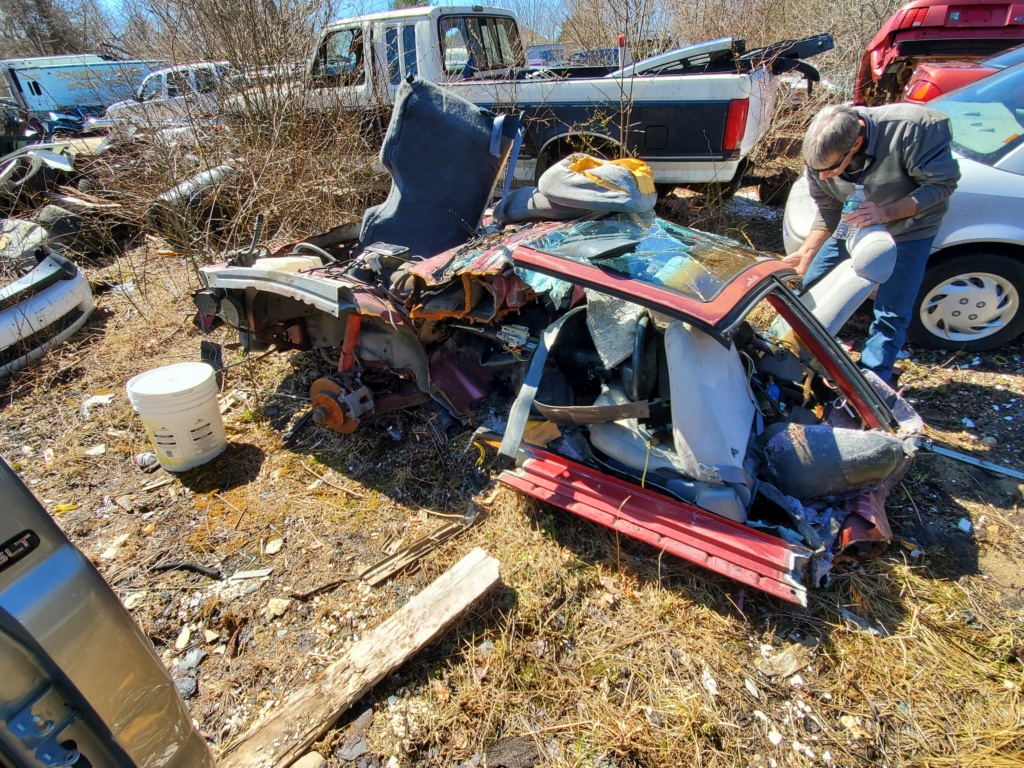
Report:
298,6,832,187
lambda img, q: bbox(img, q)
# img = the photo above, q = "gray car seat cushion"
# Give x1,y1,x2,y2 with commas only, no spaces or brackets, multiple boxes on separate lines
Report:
538,153,657,213
497,186,581,224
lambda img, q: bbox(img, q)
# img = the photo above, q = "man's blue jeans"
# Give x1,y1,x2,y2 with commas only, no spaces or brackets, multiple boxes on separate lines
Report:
802,235,934,381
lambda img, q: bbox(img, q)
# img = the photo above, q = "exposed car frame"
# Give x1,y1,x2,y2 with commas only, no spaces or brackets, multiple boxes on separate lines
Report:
197,212,922,606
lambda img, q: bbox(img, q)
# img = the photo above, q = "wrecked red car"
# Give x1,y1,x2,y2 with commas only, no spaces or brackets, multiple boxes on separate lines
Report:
195,213,922,605
902,40,1024,101
194,77,921,606
855,0,1024,105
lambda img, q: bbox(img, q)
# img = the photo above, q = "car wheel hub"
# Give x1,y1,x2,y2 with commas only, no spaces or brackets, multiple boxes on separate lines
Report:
920,271,1019,342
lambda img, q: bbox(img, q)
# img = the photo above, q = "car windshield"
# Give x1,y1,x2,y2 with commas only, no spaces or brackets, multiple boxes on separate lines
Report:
932,62,1024,165
521,213,768,303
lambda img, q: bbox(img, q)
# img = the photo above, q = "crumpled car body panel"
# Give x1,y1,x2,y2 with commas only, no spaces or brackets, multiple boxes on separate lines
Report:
1,251,94,378
197,212,922,605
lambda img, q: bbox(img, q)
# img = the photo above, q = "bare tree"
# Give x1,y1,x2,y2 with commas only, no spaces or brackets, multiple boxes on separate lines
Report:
558,0,676,53
0,0,114,56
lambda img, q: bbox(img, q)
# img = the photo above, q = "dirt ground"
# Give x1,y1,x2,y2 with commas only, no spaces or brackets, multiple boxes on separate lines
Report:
2,192,1022,767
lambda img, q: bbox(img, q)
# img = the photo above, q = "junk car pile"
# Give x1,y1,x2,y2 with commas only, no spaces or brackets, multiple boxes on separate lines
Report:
195,77,922,605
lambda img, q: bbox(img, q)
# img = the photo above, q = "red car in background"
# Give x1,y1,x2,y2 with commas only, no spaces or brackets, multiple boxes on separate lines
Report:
855,0,1024,105
903,41,1024,100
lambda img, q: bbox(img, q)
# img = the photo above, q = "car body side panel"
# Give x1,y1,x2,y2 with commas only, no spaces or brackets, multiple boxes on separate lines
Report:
0,459,215,768
499,444,813,605
931,154,1024,250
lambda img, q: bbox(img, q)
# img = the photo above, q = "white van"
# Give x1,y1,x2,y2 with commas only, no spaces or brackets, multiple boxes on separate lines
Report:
105,61,236,126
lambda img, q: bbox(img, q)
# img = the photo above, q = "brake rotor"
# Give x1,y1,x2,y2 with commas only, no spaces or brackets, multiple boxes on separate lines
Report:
309,377,358,434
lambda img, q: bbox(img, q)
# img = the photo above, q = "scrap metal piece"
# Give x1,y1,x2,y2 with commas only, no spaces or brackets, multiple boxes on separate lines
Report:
533,399,650,425
499,443,812,605
921,439,1024,482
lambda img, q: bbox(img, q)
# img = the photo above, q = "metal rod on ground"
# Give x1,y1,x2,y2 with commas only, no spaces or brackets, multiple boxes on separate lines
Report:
921,440,1024,481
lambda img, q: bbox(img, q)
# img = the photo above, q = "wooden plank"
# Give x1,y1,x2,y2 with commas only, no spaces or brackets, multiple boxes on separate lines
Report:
218,548,500,768
360,508,477,586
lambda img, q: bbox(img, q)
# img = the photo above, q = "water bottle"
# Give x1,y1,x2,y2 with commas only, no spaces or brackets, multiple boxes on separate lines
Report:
834,184,866,240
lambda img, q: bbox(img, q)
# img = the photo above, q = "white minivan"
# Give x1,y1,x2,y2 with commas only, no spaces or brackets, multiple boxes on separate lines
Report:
105,61,236,126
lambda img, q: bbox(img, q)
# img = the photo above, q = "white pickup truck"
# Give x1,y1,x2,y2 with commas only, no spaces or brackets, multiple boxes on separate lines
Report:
297,5,832,189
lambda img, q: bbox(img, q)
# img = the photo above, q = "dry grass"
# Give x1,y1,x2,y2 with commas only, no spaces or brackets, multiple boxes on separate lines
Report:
1,194,1023,768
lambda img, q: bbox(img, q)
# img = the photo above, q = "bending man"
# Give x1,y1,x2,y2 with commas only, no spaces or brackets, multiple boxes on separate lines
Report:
783,103,960,386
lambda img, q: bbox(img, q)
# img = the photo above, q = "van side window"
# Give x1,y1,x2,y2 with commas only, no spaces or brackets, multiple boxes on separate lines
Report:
166,71,190,98
385,26,400,86
139,75,162,102
194,67,217,94
313,27,365,86
402,25,418,78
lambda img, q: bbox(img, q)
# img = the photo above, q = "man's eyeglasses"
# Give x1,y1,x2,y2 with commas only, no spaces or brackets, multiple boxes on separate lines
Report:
806,129,864,174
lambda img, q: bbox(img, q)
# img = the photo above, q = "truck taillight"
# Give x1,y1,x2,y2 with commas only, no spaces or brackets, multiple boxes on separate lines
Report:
723,99,748,152
906,79,942,102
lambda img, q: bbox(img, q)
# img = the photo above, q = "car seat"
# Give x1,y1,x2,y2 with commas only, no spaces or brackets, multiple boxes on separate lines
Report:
588,319,757,522
358,76,521,259
799,225,897,335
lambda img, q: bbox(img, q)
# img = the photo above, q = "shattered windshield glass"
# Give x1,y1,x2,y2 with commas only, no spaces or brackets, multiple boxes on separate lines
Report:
522,213,768,303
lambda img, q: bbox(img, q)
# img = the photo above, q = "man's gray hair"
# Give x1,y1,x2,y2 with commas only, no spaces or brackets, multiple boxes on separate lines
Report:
803,104,861,167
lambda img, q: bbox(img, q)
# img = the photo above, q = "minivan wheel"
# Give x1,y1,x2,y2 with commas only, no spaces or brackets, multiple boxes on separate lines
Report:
908,251,1024,351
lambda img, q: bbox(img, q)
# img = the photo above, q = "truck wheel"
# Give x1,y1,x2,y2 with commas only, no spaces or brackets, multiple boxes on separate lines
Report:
757,171,796,207
535,139,617,181
908,251,1024,351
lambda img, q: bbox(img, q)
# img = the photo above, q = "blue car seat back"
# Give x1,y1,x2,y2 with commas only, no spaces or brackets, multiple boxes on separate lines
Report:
359,76,522,259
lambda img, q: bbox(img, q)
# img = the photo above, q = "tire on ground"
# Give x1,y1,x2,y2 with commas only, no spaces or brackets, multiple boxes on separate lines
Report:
34,205,84,239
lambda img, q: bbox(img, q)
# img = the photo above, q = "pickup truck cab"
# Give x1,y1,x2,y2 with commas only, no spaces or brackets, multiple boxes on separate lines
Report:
106,61,236,126
302,5,832,188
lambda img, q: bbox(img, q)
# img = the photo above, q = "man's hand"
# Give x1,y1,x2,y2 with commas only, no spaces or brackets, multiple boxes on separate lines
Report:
781,251,811,276
781,229,831,277
845,201,887,227
846,197,918,227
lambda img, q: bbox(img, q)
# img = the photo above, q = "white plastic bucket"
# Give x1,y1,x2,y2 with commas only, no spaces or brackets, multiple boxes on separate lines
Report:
125,362,227,472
